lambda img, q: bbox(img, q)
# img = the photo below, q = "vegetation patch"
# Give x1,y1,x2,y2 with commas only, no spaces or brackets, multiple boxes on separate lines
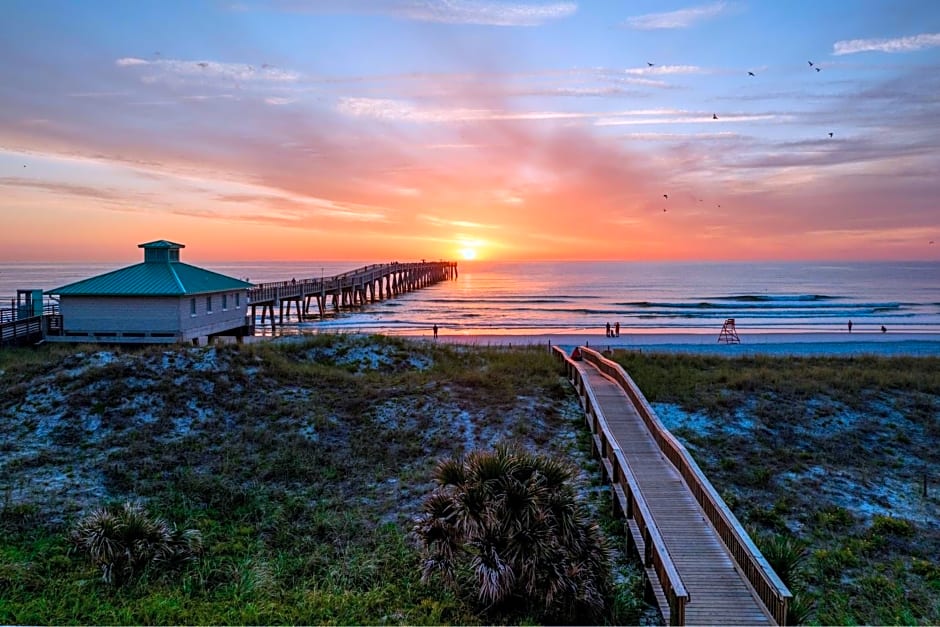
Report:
0,337,651,625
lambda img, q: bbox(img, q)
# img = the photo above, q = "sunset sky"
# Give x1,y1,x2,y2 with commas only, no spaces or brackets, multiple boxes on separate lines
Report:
1,1,938,263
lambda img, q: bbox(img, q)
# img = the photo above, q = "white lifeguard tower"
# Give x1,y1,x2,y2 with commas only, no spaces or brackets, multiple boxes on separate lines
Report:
717,318,740,344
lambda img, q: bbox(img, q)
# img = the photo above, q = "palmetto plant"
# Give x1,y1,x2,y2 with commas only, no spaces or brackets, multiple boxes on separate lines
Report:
71,501,202,586
758,532,813,624
415,444,610,622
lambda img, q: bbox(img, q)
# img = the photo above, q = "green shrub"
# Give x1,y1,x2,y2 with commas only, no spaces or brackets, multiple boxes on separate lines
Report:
70,501,202,585
813,505,854,530
414,444,611,623
758,533,808,589
870,515,915,538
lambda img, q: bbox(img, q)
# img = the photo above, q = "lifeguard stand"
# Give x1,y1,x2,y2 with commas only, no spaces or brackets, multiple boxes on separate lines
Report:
718,318,740,344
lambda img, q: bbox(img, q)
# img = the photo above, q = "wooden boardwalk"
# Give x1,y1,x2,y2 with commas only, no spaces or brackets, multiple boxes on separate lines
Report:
0,304,60,347
555,346,790,625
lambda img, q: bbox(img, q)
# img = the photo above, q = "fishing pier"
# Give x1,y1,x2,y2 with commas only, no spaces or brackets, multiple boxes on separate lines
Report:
248,261,457,331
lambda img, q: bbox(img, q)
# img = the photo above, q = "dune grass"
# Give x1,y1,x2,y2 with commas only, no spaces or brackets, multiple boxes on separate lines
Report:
0,336,648,625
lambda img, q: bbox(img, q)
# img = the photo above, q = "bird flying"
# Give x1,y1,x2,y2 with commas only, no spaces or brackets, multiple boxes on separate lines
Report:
748,71,755,76
663,194,668,199
808,61,814,66
828,132,834,138
713,113,718,120
815,67,821,72
647,62,654,67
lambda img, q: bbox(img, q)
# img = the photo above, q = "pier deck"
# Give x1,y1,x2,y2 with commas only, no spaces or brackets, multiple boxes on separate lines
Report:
248,261,457,329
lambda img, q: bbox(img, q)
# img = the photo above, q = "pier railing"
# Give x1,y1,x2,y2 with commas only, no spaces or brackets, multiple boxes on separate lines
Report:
552,346,689,624
577,347,791,625
247,261,456,306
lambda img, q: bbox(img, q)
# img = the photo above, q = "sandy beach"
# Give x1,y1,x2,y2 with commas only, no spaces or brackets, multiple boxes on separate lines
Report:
402,330,940,356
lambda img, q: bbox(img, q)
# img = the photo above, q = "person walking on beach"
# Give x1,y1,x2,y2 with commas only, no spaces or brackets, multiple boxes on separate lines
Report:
606,322,611,337
433,324,438,339
614,322,620,337
847,320,853,333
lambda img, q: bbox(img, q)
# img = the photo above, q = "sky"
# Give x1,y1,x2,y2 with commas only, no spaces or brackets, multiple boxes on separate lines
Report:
1,0,939,263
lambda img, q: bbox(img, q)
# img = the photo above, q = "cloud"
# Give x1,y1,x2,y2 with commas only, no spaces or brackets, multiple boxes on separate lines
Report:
115,57,301,83
273,0,577,26
116,57,149,67
595,112,780,126
421,215,498,228
214,189,391,223
393,0,577,25
622,131,743,141
0,177,129,202
336,97,592,122
622,2,728,30
624,64,706,76
833,32,940,55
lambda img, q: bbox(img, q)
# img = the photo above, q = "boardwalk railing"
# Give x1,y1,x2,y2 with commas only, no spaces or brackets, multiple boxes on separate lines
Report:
0,304,60,347
552,346,689,624
575,346,791,625
0,303,59,325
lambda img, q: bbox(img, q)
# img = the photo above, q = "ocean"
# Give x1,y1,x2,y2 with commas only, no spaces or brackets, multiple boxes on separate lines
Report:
1,260,938,336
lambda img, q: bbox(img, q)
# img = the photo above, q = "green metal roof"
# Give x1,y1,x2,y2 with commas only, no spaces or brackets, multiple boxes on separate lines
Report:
138,240,185,249
48,262,253,296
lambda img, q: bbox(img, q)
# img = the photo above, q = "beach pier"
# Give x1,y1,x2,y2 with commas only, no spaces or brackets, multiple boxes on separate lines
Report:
249,261,457,330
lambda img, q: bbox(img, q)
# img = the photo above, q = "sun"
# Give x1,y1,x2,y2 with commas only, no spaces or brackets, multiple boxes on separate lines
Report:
459,247,477,260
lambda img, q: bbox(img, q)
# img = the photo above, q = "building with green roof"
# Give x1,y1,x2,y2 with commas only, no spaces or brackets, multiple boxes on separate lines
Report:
47,241,253,344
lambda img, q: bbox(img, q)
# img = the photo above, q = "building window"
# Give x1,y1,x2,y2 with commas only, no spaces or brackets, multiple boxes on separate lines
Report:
190,298,196,316
206,296,213,313
222,294,228,310
235,292,241,308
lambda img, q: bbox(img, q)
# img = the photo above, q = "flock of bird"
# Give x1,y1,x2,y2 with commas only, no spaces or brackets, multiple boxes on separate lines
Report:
650,58,837,218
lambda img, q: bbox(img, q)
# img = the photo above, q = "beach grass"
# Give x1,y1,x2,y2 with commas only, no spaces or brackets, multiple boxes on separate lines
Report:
0,336,647,625
611,350,940,625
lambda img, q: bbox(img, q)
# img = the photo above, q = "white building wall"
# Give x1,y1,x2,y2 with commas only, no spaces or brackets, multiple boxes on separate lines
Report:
178,290,250,340
61,297,179,333
59,290,250,341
